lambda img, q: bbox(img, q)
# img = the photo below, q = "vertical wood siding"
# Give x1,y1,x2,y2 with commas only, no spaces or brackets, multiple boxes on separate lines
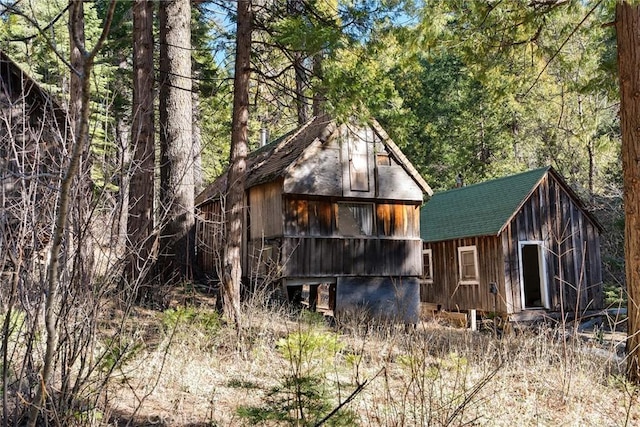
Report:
281,197,422,278
194,119,427,320
248,182,283,239
197,191,424,283
195,200,224,275
282,237,422,277
421,236,505,313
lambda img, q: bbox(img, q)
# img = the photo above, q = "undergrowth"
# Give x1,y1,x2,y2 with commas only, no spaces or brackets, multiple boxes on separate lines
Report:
15,295,633,426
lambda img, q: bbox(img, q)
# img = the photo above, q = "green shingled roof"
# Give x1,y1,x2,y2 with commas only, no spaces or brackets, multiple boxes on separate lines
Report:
420,167,550,242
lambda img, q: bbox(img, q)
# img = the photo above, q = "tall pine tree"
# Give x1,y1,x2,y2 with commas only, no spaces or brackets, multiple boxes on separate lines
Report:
159,0,194,282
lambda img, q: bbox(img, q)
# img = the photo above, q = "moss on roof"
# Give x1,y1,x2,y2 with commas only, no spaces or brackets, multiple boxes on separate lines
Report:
420,167,550,242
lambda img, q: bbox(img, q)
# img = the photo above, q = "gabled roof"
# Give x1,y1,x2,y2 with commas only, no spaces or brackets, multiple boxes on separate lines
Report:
196,114,431,205
420,166,598,242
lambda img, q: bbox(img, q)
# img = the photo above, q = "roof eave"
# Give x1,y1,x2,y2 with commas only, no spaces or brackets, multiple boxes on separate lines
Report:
423,232,500,243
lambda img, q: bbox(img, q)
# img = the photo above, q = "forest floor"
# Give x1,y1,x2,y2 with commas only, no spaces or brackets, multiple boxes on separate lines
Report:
102,287,638,427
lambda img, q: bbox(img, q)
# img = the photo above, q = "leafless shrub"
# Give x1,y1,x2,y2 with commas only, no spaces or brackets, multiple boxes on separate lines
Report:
0,56,157,425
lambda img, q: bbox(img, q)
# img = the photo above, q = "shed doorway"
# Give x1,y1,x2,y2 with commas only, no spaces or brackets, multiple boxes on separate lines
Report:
519,242,550,309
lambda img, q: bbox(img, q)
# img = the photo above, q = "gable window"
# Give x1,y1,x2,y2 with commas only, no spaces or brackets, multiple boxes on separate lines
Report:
422,249,433,282
376,153,391,166
348,132,370,191
457,245,479,284
338,202,374,236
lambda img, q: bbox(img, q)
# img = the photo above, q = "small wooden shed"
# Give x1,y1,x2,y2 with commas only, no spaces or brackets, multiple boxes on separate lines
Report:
420,167,604,316
195,114,432,322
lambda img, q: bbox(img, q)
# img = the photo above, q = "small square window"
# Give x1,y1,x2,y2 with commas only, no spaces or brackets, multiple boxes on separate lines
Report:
458,245,479,284
376,153,391,166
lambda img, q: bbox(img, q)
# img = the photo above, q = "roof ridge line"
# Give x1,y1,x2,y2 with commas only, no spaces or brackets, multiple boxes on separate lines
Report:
437,166,551,194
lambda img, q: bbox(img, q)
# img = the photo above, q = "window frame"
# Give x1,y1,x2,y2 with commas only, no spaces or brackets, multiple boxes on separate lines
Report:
422,248,433,282
337,202,375,236
457,245,479,285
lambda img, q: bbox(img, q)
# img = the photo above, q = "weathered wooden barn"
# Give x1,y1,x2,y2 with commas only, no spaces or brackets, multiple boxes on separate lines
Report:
195,115,432,322
420,167,604,316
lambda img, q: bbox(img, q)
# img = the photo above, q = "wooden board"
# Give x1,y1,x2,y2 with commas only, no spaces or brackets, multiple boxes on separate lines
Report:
377,165,424,201
249,182,283,239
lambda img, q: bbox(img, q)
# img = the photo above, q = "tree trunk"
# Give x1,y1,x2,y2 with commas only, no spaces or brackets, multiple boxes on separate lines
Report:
294,52,308,125
312,52,324,117
193,89,204,194
616,1,640,385
223,0,252,328
116,111,131,248
159,0,194,281
128,0,156,287
69,0,94,290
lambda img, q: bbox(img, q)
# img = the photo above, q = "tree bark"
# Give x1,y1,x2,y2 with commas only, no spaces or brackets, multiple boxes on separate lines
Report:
294,52,308,125
127,0,156,287
223,0,252,328
159,0,194,281
616,1,640,385
116,110,131,248
69,0,95,290
193,89,204,194
312,52,325,117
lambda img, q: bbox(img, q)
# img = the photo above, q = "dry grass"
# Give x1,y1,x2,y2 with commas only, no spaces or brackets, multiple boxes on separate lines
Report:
96,293,639,427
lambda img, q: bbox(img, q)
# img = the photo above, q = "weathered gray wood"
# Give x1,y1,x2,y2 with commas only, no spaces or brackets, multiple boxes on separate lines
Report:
249,182,283,239
281,236,422,277
377,166,424,201
284,138,343,196
196,116,432,320
340,125,376,199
